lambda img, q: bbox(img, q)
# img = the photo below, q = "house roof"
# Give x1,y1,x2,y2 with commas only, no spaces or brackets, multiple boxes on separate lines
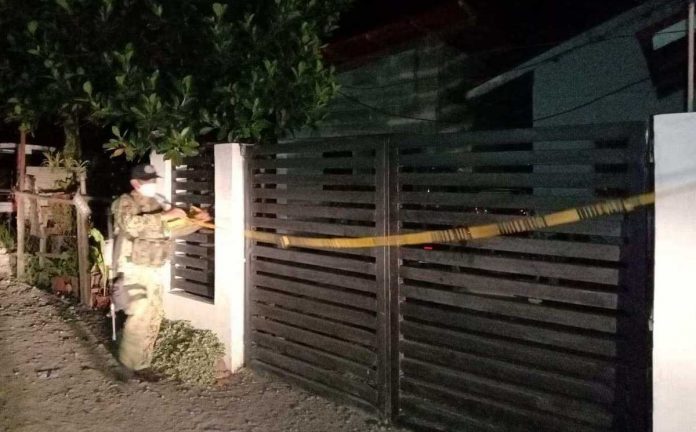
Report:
465,0,683,100
324,2,476,68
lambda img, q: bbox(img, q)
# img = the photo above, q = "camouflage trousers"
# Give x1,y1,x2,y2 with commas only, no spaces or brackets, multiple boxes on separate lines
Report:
118,261,165,371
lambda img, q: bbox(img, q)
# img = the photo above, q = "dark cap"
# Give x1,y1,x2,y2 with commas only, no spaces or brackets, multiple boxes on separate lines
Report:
130,164,160,181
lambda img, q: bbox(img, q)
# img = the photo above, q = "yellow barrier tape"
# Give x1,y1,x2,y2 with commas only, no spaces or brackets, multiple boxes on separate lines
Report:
244,192,656,249
165,192,656,249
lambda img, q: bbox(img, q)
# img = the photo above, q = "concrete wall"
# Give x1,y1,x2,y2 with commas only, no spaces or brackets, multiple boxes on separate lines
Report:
151,144,246,371
653,113,696,432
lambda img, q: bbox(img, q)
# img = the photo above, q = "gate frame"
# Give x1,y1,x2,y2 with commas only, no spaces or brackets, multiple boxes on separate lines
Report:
244,123,654,429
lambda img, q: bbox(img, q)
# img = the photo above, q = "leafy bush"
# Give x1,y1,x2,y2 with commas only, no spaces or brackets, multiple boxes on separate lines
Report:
23,250,78,289
151,319,225,386
0,218,16,251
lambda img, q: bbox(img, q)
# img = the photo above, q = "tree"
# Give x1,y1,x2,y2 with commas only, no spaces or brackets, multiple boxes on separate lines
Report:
0,0,352,162
0,0,109,157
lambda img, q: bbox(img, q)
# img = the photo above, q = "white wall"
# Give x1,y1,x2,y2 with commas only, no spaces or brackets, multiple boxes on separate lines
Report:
653,113,696,432
151,145,246,371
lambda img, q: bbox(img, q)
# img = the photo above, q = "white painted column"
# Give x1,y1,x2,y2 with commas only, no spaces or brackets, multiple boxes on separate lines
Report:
653,113,696,432
151,147,247,371
214,144,246,371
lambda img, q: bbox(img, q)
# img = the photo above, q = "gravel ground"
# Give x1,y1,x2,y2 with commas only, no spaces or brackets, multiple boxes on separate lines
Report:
0,278,407,432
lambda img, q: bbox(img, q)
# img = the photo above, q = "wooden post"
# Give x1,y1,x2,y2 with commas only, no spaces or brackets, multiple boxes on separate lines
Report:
375,137,400,420
15,130,27,279
76,173,91,305
16,129,26,191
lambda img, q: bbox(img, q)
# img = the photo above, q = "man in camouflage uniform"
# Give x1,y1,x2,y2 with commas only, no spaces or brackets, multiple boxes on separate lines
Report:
111,164,208,371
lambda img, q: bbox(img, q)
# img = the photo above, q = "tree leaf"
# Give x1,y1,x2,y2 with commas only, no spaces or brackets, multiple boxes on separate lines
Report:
27,21,38,35
83,81,93,96
212,3,226,18
56,0,71,13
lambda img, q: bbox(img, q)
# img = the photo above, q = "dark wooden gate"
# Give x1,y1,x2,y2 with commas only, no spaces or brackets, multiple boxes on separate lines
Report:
245,123,652,431
171,148,216,299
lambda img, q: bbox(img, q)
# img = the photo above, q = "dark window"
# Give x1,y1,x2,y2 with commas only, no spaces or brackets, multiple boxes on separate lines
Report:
638,13,689,98
470,71,534,130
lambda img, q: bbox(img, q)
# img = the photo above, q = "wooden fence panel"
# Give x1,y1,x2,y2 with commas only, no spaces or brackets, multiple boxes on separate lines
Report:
171,148,215,299
246,138,383,415
394,123,650,432
245,123,651,432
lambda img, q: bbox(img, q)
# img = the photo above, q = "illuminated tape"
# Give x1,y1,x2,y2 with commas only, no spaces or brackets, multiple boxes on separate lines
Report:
166,192,655,249
244,192,656,249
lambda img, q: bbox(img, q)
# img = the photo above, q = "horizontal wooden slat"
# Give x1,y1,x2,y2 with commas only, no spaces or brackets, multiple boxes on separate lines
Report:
172,193,214,205
400,248,620,286
173,255,211,270
401,284,616,333
393,122,641,148
171,279,214,298
254,260,375,293
401,359,613,426
252,317,376,365
252,246,376,275
251,156,375,169
399,395,506,432
399,191,605,210
399,148,629,167
253,274,376,311
252,188,375,204
174,243,214,256
400,209,624,237
253,347,378,403
178,231,214,244
253,331,375,383
250,361,379,415
251,217,375,238
252,288,377,328
173,169,214,180
252,203,375,222
401,339,613,403
463,236,621,261
403,222,622,238
400,266,617,309
400,379,607,432
174,267,213,284
399,172,627,188
253,303,375,346
254,174,375,186
173,180,213,192
252,137,379,156
401,303,617,357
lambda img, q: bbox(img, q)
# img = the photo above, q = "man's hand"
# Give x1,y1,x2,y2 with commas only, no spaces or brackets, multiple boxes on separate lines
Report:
162,208,187,221
191,207,212,222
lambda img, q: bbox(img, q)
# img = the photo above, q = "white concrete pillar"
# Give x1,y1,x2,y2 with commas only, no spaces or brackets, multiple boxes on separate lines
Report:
150,147,246,371
653,113,696,432
214,143,246,371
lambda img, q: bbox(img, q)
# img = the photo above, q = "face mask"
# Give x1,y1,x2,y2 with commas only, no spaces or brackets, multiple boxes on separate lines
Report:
138,182,158,198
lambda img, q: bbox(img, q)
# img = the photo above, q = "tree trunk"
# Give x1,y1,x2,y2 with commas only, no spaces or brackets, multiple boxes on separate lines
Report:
63,121,81,160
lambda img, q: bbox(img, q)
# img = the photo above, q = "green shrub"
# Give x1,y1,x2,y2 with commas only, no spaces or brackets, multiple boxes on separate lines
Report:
0,218,15,251
151,319,225,386
23,250,77,289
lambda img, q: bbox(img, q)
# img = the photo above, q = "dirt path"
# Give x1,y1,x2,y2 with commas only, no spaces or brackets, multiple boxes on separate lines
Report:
0,278,405,432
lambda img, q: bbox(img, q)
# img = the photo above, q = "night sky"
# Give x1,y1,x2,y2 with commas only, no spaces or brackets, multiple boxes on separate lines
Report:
333,0,649,50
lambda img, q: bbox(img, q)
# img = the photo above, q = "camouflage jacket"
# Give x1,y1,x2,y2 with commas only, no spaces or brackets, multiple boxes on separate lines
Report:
111,192,169,269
